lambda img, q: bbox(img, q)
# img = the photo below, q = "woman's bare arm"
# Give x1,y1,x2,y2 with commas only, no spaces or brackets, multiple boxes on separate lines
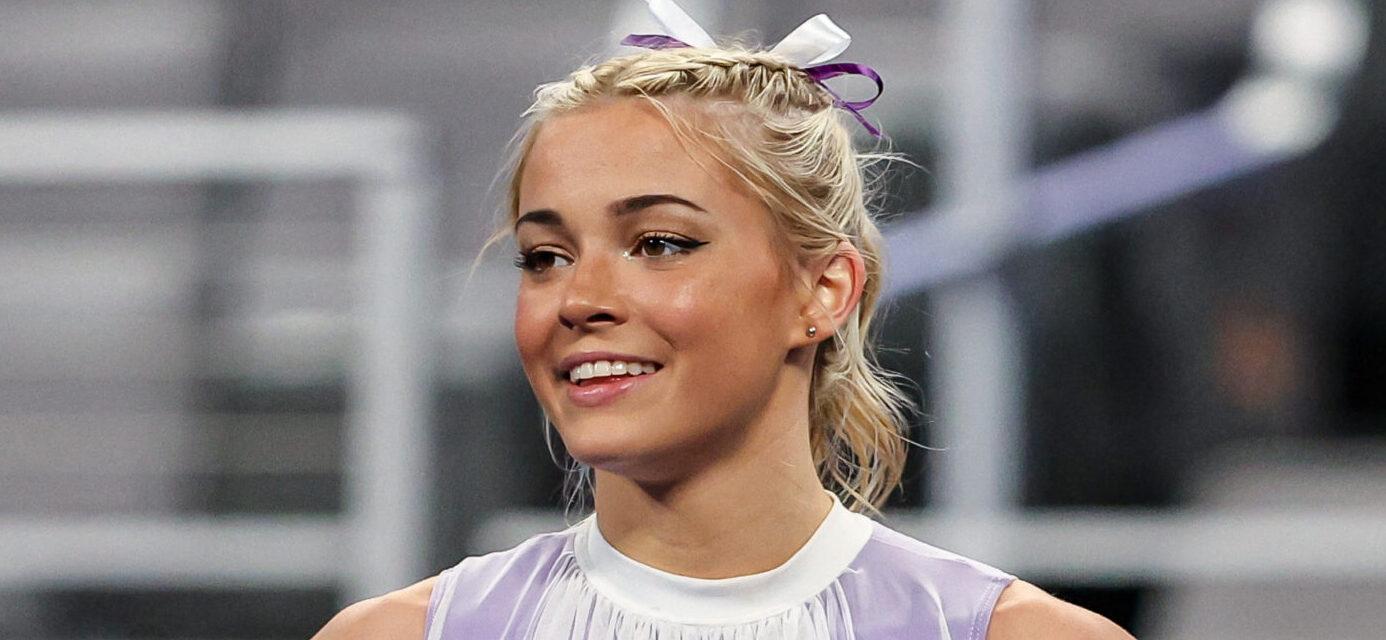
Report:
311,576,438,640
987,580,1137,640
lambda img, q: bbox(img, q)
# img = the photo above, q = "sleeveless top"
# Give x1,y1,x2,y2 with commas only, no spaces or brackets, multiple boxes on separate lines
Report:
425,491,1016,639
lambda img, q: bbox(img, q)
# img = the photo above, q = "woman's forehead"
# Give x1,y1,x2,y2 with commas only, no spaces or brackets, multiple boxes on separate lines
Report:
520,99,740,203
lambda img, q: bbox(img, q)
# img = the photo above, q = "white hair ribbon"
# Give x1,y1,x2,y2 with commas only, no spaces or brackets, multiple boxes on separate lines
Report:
623,0,884,137
768,14,852,66
640,1,851,66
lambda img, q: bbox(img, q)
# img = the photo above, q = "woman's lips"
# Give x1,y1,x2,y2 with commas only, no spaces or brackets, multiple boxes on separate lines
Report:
565,368,659,408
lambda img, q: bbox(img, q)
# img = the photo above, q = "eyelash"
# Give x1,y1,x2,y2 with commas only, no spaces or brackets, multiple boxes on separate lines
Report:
512,233,708,273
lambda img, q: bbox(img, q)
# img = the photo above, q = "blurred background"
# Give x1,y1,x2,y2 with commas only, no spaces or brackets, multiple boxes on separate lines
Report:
1,0,1383,637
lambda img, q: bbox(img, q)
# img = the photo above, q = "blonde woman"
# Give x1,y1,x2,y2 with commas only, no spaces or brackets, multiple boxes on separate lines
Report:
315,4,1134,638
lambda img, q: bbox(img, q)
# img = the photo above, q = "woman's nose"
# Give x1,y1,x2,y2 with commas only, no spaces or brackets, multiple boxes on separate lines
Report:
557,252,624,331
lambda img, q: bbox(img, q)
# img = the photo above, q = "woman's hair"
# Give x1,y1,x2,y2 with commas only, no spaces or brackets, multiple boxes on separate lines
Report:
473,43,918,517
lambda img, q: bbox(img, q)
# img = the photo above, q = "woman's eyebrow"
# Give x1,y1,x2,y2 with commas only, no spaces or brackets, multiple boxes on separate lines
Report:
610,193,707,216
514,208,562,232
515,194,707,232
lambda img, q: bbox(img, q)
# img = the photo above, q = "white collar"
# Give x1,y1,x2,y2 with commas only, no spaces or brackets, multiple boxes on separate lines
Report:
572,489,874,625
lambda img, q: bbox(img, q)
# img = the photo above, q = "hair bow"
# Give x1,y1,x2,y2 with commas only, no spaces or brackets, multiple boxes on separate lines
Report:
620,0,885,137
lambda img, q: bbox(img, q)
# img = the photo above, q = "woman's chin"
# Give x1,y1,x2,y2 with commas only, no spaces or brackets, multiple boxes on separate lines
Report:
561,428,685,479
562,436,649,470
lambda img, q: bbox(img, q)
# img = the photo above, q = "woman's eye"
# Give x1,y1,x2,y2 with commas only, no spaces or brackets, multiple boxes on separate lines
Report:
512,249,572,273
633,234,708,259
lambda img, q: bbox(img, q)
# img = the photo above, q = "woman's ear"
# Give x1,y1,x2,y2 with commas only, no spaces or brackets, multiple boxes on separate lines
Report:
796,240,866,345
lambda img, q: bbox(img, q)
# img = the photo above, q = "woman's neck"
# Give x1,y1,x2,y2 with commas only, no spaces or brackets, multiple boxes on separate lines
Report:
590,430,832,580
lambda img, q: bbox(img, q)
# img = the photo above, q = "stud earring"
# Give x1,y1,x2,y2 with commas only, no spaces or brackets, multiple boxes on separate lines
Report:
806,326,818,338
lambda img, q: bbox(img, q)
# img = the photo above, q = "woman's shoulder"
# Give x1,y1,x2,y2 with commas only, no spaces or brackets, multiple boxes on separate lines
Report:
310,576,437,640
451,524,577,578
312,524,582,639
857,517,1015,584
855,519,1132,638
986,580,1136,640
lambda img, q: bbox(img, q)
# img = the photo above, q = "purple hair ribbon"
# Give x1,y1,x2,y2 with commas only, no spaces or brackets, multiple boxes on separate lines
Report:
620,33,691,50
619,33,885,138
803,62,884,137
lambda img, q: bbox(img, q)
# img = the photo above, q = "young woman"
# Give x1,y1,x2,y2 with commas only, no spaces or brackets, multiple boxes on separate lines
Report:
315,8,1135,639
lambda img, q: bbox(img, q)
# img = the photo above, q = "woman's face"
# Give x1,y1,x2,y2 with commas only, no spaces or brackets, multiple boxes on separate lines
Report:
513,98,807,481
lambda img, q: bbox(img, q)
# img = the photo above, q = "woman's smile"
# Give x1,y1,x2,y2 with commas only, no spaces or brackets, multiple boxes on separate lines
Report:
564,363,664,408
555,352,666,408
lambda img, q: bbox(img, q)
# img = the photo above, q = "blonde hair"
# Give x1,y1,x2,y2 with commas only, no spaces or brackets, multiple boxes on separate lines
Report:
473,44,918,516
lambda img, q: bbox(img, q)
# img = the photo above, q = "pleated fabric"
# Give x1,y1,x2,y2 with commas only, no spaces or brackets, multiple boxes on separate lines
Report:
425,490,1015,640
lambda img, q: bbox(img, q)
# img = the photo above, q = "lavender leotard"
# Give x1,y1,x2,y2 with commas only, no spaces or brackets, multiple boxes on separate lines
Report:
425,491,1016,639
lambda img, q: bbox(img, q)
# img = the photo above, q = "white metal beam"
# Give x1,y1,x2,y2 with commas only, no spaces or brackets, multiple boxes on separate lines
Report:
0,516,340,588
928,0,1028,530
0,111,416,183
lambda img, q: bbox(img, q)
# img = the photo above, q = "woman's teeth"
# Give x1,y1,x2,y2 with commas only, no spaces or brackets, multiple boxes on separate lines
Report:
568,360,660,384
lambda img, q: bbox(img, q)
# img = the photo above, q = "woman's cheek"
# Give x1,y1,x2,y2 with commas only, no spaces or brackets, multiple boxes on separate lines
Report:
513,291,550,367
638,279,706,343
